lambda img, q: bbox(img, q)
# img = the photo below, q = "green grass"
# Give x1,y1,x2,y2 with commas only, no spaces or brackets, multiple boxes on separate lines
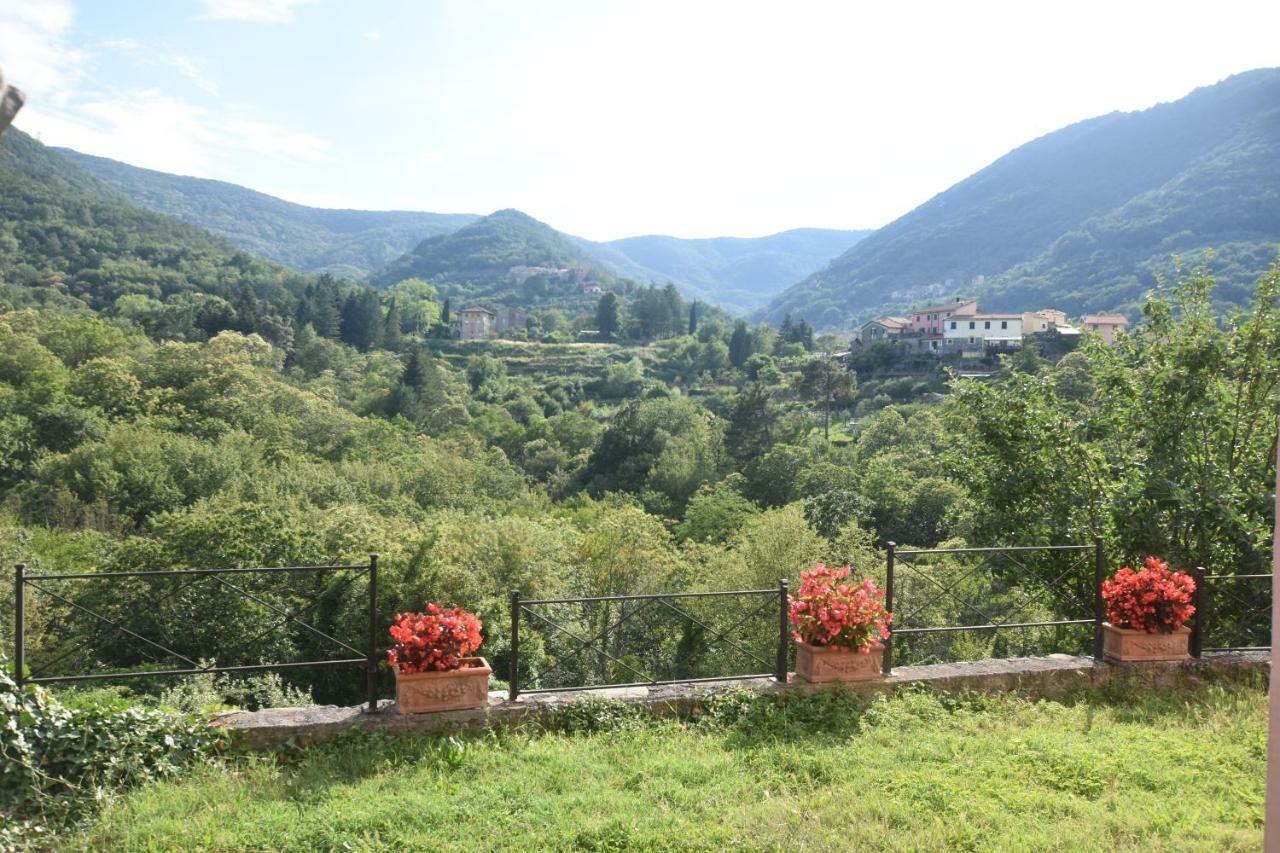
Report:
66,680,1266,851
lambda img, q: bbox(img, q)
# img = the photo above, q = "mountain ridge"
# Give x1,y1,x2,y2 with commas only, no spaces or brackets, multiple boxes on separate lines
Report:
757,67,1280,329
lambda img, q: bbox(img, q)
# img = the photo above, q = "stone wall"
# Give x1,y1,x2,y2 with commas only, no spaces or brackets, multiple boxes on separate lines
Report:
216,651,1268,750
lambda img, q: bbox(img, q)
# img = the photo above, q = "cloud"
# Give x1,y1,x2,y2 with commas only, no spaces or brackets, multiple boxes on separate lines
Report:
0,0,87,95
363,28,381,41
19,87,330,179
102,37,219,95
195,0,315,24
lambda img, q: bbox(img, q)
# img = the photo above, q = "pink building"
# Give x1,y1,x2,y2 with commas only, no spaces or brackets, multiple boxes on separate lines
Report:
910,299,978,336
1082,314,1130,345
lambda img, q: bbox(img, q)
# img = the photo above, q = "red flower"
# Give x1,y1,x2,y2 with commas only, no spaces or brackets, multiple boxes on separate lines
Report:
1101,557,1196,633
386,605,484,674
788,563,891,651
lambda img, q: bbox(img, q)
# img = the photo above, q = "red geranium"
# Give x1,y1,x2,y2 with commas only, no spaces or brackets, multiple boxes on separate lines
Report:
386,604,484,674
1101,557,1196,633
788,563,891,651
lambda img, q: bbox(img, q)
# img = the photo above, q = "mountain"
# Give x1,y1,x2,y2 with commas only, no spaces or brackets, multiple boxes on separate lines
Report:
370,208,620,308
0,127,325,345
577,228,870,313
55,148,477,279
758,68,1280,330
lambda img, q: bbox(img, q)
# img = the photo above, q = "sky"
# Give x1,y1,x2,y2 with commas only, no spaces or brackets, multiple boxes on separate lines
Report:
2,1,1278,241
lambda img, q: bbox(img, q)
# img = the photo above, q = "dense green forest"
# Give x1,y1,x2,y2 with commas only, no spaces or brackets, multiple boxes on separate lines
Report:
3,99,1280,846
56,147,478,279
0,96,1276,704
760,68,1280,329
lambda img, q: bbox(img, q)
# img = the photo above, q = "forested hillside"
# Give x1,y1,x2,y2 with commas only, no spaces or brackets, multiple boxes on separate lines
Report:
57,148,477,279
580,228,870,313
370,208,623,310
760,68,1280,329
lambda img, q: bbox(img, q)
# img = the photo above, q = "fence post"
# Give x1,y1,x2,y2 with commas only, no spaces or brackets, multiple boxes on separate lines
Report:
776,579,789,683
13,564,24,688
1190,567,1206,658
509,589,520,701
366,554,379,713
883,543,895,675
1093,536,1105,662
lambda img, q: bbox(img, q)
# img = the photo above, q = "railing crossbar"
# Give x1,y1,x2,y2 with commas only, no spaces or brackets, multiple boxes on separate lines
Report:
894,618,1095,636
517,672,776,695
26,658,368,685
24,565,368,581
895,545,1092,556
521,588,777,606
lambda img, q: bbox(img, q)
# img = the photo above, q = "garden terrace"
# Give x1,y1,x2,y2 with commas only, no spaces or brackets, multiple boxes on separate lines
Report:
68,670,1268,851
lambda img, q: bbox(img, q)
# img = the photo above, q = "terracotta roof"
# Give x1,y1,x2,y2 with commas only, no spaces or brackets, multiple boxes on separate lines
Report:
865,316,911,329
1082,314,1129,325
913,299,977,314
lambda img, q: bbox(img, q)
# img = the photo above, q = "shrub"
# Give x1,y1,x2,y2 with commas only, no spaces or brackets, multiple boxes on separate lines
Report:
1102,557,1196,633
788,564,891,651
387,604,484,674
0,661,218,843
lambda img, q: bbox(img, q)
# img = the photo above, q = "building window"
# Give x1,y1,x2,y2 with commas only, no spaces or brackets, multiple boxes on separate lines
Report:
969,336,975,344
969,321,975,330
984,321,991,329
950,321,956,330
1001,321,1008,329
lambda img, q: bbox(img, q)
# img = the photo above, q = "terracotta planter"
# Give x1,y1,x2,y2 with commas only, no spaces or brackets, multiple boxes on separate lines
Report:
795,641,884,683
1101,623,1191,662
394,657,492,714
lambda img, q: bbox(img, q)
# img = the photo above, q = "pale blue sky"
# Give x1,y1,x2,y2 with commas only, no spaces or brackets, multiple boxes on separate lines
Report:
3,0,1279,240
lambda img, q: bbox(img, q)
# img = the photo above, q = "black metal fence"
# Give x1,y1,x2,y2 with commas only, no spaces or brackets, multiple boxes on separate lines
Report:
1193,571,1272,653
883,540,1103,673
508,584,789,700
12,549,1272,705
13,557,380,711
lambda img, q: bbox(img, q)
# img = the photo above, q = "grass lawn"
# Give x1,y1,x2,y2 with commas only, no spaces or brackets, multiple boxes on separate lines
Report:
67,679,1266,851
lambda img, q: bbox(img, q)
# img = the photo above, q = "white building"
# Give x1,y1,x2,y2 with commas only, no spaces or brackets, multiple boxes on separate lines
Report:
943,312,1023,353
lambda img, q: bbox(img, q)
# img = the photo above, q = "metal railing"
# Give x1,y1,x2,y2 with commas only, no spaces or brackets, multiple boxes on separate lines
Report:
508,584,789,700
883,540,1103,672
13,556,381,711
1191,570,1272,654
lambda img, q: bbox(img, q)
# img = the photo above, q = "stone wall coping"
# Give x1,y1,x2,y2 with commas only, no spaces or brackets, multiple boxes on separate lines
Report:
214,651,1269,750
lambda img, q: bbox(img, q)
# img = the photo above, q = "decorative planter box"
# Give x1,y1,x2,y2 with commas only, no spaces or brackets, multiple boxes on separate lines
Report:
1102,623,1191,663
394,657,492,714
795,641,884,683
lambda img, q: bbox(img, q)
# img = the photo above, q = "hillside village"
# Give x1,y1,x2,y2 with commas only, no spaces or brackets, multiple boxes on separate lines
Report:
857,298,1130,356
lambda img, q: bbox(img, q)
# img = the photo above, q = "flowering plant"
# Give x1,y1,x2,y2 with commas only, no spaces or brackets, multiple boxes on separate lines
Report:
1101,557,1196,633
386,604,484,674
788,564,891,651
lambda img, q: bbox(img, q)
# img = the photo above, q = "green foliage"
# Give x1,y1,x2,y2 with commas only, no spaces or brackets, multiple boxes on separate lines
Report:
0,662,218,843
67,681,1267,851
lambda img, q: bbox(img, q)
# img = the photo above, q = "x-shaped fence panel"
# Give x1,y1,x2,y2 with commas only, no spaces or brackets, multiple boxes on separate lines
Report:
1199,573,1271,652
508,585,789,698
884,542,1102,671
14,557,381,710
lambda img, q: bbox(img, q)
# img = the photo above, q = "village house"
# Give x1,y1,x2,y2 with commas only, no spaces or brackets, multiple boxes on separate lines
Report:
943,312,1023,355
1021,308,1068,333
451,306,496,340
857,316,911,344
1082,314,1130,344
909,299,978,336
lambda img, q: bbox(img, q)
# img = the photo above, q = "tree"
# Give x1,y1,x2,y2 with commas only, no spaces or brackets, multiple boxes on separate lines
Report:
596,292,620,339
798,356,857,440
441,297,452,327
382,296,404,350
339,290,383,352
688,301,699,335
725,382,780,463
729,321,753,368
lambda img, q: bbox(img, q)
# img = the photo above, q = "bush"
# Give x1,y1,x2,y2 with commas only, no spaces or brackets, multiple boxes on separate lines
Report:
0,661,219,843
